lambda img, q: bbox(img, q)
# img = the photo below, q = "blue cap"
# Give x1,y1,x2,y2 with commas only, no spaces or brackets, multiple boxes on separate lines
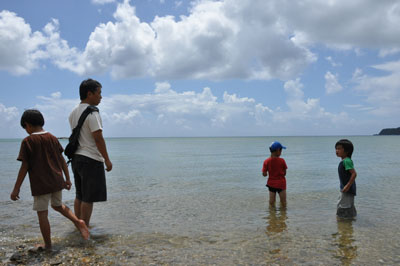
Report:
269,141,286,152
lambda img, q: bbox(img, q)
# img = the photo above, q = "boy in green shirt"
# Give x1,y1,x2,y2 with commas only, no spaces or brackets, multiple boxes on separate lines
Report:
335,139,357,218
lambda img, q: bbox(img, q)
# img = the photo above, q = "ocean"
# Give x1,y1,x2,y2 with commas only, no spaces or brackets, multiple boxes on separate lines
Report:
1,136,399,265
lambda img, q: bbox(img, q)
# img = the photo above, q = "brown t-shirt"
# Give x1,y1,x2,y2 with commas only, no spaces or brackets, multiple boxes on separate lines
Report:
17,132,65,196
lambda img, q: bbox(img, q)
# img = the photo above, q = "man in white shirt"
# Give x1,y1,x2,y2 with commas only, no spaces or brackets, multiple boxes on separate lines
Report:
69,79,112,227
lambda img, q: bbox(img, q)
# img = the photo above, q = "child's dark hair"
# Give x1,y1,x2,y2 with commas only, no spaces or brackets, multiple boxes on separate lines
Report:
79,78,102,100
335,139,354,158
20,109,44,128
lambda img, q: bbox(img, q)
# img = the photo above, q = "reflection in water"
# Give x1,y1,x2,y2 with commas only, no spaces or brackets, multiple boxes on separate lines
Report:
262,206,289,264
332,218,357,265
265,206,287,236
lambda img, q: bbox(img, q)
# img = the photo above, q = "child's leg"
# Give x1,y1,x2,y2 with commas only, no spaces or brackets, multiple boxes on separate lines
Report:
37,210,52,250
269,191,276,206
52,204,90,240
278,190,287,207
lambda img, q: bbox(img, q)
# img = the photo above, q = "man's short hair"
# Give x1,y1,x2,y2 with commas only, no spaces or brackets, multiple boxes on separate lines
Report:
335,139,354,158
20,109,44,128
79,79,102,100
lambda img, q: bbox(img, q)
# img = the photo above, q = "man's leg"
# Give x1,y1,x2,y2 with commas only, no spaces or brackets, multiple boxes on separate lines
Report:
80,201,94,227
74,198,82,219
37,210,52,250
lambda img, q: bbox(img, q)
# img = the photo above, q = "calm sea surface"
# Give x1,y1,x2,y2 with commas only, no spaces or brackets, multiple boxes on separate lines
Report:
1,136,399,265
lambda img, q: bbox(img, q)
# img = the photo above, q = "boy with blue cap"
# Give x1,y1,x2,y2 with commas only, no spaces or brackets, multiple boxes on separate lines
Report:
262,141,288,207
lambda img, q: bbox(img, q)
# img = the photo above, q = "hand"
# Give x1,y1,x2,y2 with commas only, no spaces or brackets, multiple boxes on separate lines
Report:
64,180,72,190
105,159,113,172
342,185,349,193
10,189,20,201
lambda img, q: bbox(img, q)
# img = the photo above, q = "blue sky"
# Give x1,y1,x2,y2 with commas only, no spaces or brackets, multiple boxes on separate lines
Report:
1,0,399,138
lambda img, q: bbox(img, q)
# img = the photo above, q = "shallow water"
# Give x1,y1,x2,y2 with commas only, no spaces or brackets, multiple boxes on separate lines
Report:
1,136,400,265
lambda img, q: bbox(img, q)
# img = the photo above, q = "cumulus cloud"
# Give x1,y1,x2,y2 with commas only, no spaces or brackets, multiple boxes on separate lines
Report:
379,48,400,57
0,11,47,75
0,103,19,121
91,0,115,4
0,0,316,80
16,81,356,137
277,79,329,120
325,56,342,67
2,0,400,79
261,78,352,134
0,103,20,138
34,92,80,136
352,61,400,116
280,0,400,53
325,71,343,94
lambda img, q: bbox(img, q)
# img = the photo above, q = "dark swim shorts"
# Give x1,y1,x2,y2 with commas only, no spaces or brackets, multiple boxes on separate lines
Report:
72,154,107,202
266,185,283,193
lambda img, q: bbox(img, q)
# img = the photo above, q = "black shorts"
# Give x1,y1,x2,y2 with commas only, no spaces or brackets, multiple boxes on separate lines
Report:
266,185,283,193
72,155,107,203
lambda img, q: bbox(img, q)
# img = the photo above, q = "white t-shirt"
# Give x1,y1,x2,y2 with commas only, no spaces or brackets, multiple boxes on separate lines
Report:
69,103,104,162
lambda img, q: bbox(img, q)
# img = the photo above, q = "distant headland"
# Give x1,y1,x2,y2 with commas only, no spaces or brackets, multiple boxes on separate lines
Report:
376,127,400,135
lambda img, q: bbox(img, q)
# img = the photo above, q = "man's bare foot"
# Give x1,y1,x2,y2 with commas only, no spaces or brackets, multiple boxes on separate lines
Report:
28,244,51,253
76,219,90,240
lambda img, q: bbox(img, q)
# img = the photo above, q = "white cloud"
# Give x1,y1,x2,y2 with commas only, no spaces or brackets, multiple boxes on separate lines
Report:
34,93,79,136
280,0,400,53
150,0,316,80
1,79,372,137
2,0,400,80
0,11,47,75
278,78,351,133
0,103,20,138
325,56,342,67
379,48,400,57
3,0,400,80
325,71,343,94
0,103,18,122
1,0,316,80
352,61,400,116
91,0,115,4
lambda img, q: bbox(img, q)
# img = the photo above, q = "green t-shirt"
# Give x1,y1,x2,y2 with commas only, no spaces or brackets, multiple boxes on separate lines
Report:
338,157,356,195
343,157,354,171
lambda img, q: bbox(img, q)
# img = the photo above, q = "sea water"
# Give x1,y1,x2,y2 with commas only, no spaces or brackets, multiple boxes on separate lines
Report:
1,136,399,265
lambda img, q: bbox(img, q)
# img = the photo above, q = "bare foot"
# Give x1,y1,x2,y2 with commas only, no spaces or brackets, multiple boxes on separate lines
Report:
28,244,51,253
76,219,90,240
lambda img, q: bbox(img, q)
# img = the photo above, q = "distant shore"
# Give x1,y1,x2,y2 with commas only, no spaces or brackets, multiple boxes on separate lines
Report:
376,127,400,135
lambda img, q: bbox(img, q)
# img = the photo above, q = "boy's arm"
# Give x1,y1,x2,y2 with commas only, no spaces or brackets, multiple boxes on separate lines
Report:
10,161,29,200
262,162,268,177
342,168,357,193
61,156,72,190
92,129,113,171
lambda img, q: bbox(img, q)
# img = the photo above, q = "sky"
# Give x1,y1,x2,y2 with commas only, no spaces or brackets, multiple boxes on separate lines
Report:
1,0,400,138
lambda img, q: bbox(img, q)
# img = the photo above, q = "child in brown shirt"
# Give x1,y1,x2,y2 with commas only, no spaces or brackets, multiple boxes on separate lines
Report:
10,109,89,251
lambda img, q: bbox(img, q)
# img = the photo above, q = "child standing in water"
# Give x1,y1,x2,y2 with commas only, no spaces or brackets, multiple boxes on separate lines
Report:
262,141,288,207
335,139,357,218
10,109,89,252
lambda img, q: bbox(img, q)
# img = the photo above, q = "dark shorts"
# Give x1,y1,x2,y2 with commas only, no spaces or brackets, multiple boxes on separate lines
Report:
266,185,283,193
72,155,107,203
